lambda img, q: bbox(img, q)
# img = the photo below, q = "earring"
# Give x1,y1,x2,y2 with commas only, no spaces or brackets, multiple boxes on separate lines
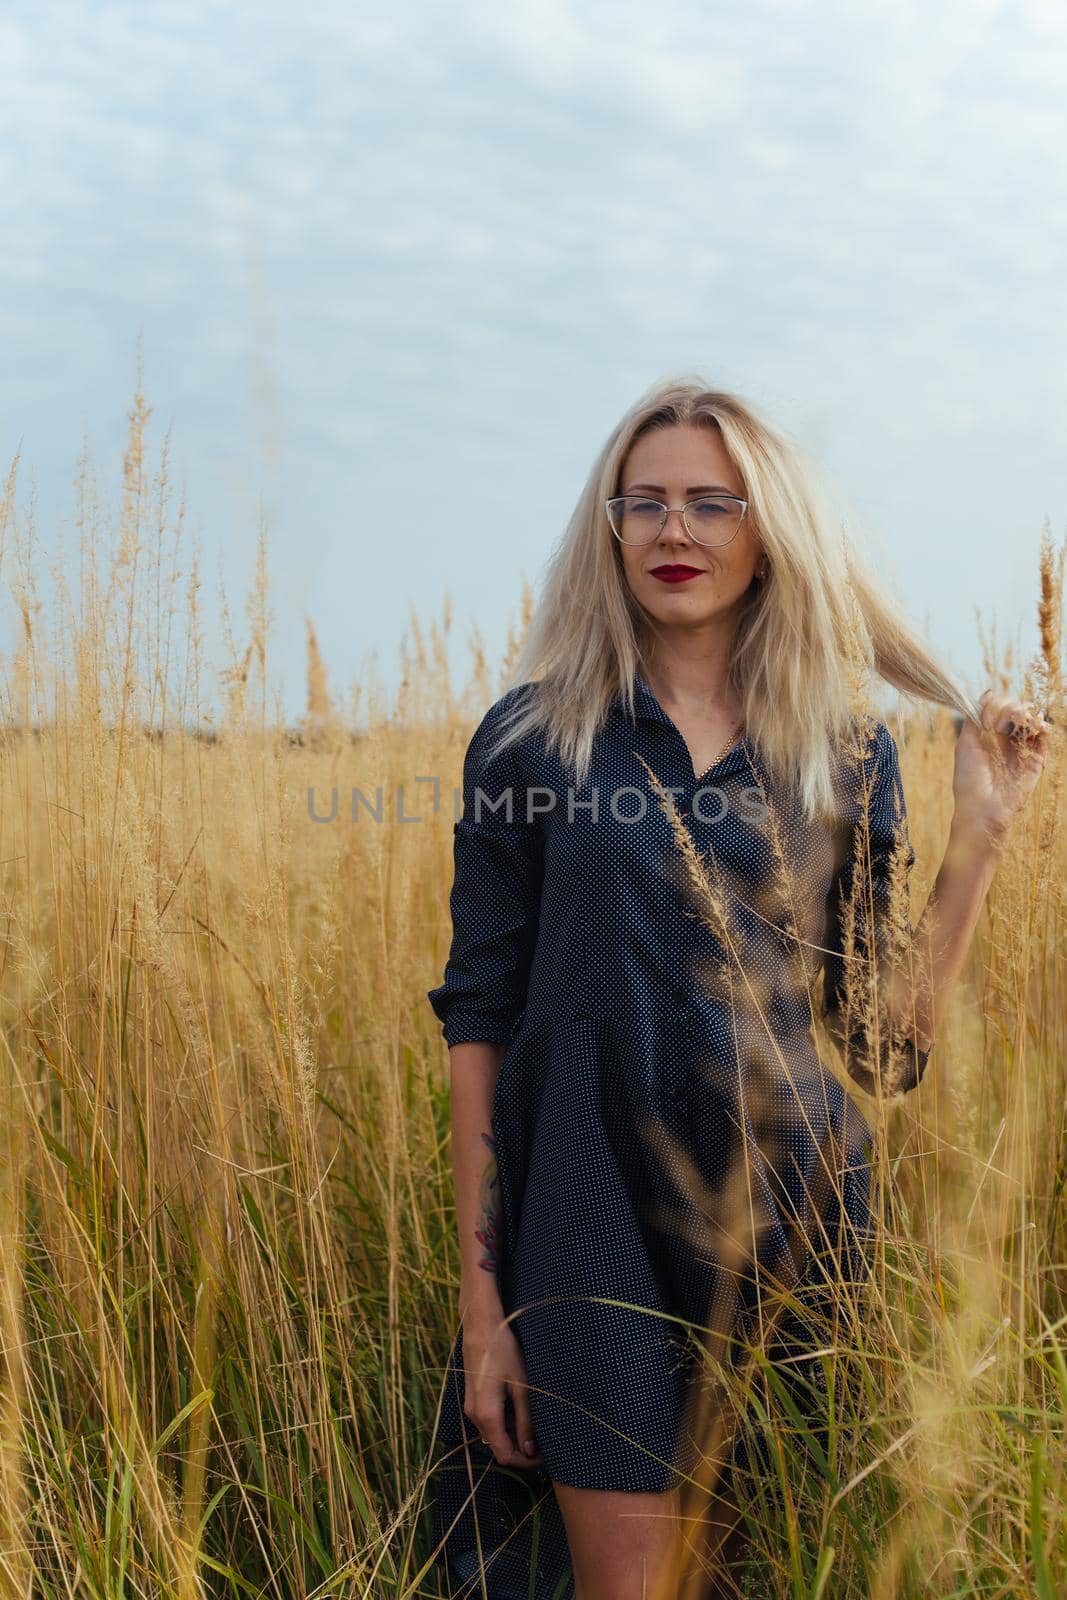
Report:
757,557,769,580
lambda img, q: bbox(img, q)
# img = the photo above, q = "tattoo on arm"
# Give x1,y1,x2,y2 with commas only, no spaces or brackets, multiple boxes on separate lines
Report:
474,1130,503,1276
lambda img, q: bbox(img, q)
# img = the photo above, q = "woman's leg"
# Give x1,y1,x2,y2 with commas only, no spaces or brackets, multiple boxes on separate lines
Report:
551,1470,750,1600
550,1480,677,1600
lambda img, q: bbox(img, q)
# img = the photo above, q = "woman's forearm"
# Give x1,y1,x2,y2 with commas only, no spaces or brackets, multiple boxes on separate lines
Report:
890,810,1006,1053
449,1040,509,1321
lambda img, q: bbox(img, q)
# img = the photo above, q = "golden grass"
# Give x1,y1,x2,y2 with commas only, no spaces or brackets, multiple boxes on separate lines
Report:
0,388,1065,1597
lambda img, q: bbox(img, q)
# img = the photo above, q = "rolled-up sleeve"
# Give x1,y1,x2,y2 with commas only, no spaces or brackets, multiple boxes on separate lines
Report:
427,697,545,1048
822,719,931,1095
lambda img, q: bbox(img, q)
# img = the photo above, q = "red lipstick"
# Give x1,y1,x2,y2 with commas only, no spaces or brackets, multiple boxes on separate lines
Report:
650,565,703,584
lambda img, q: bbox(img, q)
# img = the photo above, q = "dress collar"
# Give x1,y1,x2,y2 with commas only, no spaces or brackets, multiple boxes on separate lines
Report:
621,669,756,777
630,668,673,726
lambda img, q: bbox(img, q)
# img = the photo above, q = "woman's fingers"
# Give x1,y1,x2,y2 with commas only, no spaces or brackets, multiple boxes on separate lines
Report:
1006,706,1051,747
468,1385,542,1467
510,1379,544,1465
978,689,1013,737
978,689,1052,743
962,689,1052,828
1018,702,1053,739
462,1327,543,1468
477,1391,514,1463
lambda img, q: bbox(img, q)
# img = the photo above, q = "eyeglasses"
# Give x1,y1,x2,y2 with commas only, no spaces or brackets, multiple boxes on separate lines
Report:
606,494,748,548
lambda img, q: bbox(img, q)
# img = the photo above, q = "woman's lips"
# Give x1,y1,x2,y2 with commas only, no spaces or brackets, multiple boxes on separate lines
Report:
650,566,703,584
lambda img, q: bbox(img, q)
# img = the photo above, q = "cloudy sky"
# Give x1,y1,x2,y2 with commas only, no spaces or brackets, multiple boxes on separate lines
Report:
2,0,1065,723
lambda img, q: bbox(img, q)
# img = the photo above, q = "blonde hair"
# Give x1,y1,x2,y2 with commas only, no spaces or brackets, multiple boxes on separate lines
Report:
487,375,977,819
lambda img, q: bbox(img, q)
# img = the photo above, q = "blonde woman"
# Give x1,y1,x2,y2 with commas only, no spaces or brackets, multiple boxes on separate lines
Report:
426,379,1050,1600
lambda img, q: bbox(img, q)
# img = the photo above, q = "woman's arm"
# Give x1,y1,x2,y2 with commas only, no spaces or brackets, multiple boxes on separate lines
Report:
884,688,1052,1058
426,689,546,1467
446,1041,545,1469
450,1039,509,1321
885,815,1002,1055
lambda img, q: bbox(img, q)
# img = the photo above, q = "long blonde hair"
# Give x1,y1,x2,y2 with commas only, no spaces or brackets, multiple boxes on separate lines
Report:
486,375,977,819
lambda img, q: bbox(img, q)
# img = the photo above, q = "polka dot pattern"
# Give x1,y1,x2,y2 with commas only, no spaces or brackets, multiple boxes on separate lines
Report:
426,672,930,1597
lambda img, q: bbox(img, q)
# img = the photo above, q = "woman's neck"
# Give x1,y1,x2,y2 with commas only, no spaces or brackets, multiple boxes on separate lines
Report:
640,639,741,718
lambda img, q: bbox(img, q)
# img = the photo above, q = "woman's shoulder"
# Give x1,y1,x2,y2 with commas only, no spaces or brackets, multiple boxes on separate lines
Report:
482,679,540,723
470,680,541,745
861,717,907,790
834,712,904,772
463,681,543,782
829,713,910,837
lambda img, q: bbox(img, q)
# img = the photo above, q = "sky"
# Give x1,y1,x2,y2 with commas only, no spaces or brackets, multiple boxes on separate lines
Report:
2,0,1066,726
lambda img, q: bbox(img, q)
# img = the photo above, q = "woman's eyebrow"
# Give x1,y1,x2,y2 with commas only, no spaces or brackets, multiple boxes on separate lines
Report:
623,482,739,495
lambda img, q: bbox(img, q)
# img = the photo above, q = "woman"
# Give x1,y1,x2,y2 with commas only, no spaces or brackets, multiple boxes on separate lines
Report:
426,379,1050,1600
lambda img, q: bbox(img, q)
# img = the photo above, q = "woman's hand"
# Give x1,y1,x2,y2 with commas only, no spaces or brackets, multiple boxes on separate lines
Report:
952,689,1053,844
461,1310,545,1469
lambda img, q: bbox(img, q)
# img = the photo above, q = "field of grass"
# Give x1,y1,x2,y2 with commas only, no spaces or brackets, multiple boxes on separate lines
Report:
1,392,1065,1597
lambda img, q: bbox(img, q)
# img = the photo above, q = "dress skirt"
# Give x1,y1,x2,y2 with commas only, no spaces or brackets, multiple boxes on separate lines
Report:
426,1014,880,1599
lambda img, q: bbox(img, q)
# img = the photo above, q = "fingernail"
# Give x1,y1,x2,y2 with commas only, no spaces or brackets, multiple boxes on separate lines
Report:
523,1439,536,1456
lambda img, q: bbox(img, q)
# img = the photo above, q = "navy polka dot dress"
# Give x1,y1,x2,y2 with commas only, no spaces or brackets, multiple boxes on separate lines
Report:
426,671,929,1598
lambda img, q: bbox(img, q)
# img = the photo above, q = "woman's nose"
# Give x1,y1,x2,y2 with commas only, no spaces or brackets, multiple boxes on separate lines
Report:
661,507,692,539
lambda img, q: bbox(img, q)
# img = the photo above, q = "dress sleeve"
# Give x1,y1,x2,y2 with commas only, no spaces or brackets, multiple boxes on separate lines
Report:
822,718,931,1096
426,695,545,1048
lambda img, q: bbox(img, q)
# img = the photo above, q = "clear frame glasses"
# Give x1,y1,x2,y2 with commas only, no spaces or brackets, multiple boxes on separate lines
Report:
606,494,749,548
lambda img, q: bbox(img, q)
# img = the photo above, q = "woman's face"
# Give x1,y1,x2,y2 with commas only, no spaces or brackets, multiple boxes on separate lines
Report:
613,422,763,633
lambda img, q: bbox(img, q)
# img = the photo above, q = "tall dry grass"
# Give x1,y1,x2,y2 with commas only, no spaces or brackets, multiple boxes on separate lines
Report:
0,389,1064,1597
